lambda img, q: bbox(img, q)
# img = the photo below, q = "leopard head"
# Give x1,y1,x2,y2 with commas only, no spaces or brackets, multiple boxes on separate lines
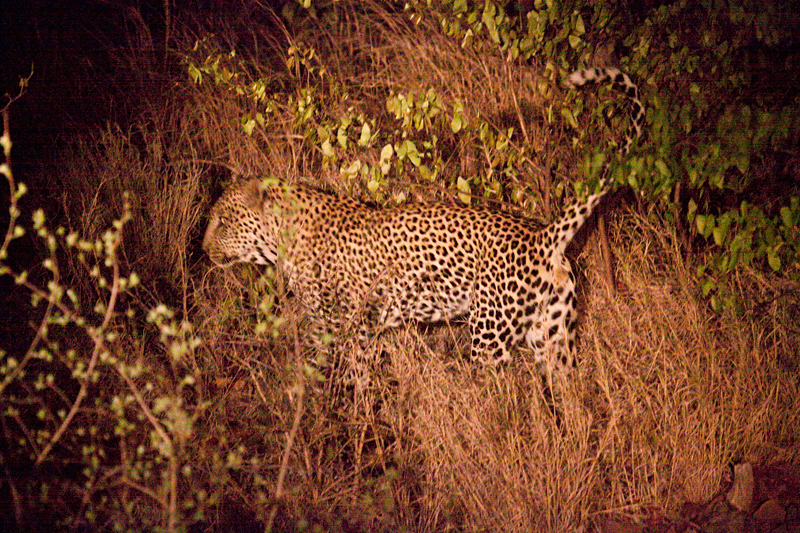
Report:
202,178,283,266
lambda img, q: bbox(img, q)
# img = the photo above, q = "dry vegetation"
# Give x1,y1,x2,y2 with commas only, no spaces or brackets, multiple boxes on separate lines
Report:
2,1,799,531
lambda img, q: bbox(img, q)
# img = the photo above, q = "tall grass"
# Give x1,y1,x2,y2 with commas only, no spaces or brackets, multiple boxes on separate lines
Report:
2,0,798,531
187,207,800,532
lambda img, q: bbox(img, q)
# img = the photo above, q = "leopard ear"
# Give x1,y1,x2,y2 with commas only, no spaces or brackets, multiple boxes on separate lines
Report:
241,178,266,211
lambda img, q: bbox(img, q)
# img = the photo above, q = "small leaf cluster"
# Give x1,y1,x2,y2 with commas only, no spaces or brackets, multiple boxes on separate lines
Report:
185,32,534,206
0,132,232,528
405,0,589,63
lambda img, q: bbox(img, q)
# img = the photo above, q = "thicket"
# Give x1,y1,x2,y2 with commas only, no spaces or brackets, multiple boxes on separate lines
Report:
1,0,798,531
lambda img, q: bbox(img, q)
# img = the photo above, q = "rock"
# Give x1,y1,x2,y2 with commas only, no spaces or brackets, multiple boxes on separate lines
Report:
597,516,644,533
753,499,786,523
727,463,754,512
705,511,747,533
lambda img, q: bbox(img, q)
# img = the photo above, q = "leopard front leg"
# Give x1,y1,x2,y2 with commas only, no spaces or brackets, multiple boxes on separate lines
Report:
301,278,384,388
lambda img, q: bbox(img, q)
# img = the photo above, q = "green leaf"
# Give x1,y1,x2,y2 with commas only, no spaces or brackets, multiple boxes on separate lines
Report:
780,206,794,228
561,108,579,129
712,226,727,246
451,112,463,134
575,14,585,35
400,140,420,166
588,152,606,178
688,168,700,185
767,250,781,272
242,117,256,136
379,144,394,175
687,198,698,221
655,159,671,178
188,63,202,84
321,139,335,157
712,212,732,246
341,159,361,178
451,99,465,134
419,165,433,181
461,28,474,49
568,35,583,48
337,125,348,149
696,214,710,237
456,177,471,205
357,122,371,146
701,278,716,296
729,230,752,255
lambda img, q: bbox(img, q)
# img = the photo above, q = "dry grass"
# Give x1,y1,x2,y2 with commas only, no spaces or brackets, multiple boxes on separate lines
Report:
579,211,800,515
12,1,798,531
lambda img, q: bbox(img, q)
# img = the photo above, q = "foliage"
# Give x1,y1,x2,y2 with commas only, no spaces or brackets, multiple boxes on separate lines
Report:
0,123,204,529
629,0,800,310
188,35,497,206
2,0,800,531
402,0,800,310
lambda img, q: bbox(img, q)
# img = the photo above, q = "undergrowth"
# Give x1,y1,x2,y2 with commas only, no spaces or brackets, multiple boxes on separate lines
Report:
1,0,798,531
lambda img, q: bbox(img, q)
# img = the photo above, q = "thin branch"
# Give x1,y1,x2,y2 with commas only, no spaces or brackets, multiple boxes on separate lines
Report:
117,365,178,532
266,303,305,533
1,109,20,262
35,207,127,465
0,297,55,396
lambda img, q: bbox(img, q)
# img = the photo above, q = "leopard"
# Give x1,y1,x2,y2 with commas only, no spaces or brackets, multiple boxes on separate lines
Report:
202,67,644,375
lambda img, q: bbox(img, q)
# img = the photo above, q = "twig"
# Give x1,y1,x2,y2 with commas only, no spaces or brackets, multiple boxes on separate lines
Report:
265,303,305,533
117,366,178,532
597,213,617,294
1,417,23,526
1,109,20,261
35,204,128,465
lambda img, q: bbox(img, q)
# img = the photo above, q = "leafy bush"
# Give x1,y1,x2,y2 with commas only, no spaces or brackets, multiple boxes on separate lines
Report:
2,0,799,531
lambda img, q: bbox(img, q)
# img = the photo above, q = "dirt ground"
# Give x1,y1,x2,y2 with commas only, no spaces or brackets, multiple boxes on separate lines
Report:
599,463,800,533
